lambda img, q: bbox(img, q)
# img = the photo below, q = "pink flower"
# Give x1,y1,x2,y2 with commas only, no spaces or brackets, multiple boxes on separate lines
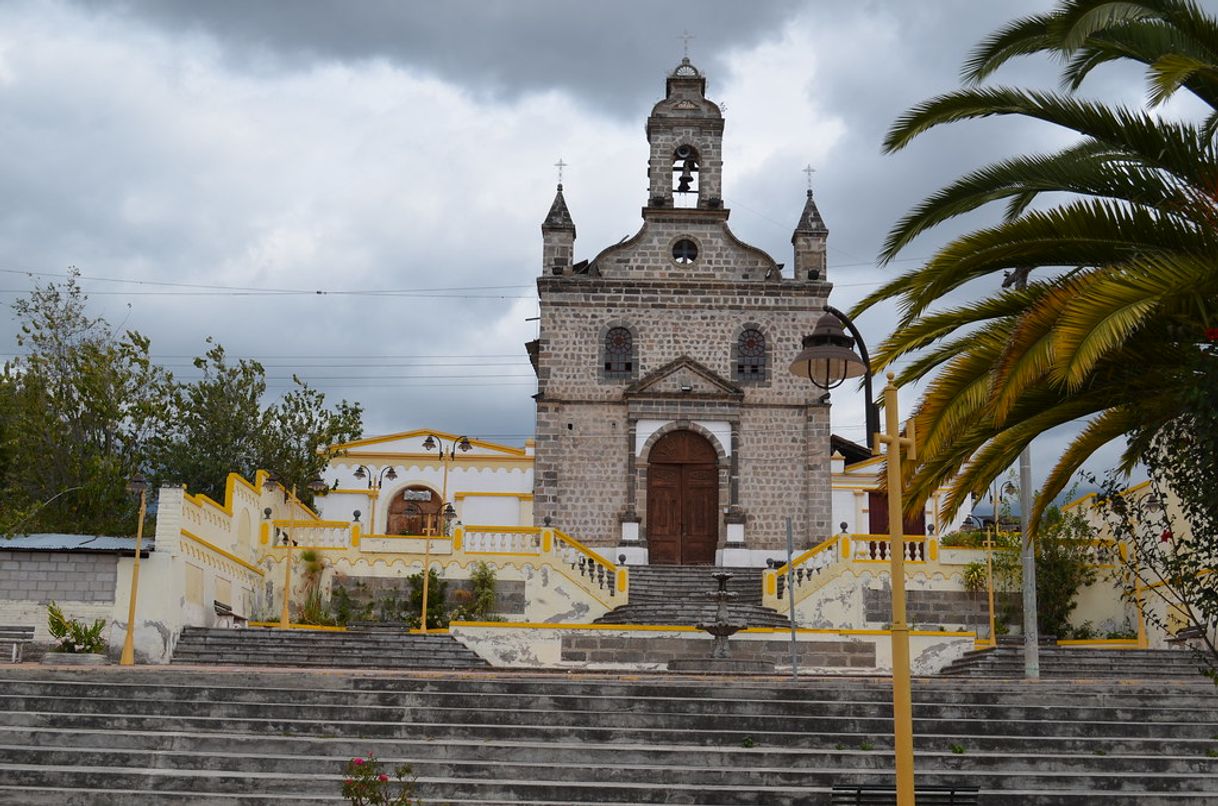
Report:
378,774,389,783
353,758,364,766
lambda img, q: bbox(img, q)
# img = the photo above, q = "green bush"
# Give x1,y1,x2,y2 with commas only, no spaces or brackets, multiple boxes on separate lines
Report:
46,601,107,654
450,562,503,623
340,755,420,805
962,561,988,593
406,570,448,629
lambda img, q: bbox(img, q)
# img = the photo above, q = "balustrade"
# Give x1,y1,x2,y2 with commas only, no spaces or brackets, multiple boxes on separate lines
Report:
552,530,619,597
852,535,927,563
463,527,542,555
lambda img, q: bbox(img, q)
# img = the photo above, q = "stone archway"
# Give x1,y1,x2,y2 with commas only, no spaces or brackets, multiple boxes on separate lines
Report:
646,430,718,565
385,485,442,535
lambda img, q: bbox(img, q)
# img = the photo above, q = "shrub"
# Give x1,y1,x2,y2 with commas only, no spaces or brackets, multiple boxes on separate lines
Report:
450,561,503,623
340,755,420,805
46,601,107,654
961,561,987,593
406,570,448,629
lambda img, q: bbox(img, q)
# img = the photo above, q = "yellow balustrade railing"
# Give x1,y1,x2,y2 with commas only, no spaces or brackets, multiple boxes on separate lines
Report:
849,534,931,563
550,528,627,599
763,534,845,605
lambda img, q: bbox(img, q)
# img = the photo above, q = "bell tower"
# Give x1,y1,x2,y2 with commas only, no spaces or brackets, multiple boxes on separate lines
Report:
645,58,724,210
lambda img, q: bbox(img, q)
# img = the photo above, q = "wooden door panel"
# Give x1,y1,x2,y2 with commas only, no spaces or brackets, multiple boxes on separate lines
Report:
647,465,682,565
682,464,718,565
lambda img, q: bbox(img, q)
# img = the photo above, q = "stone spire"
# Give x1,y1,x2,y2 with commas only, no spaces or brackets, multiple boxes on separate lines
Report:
792,190,829,281
542,184,576,235
541,183,576,275
793,189,829,237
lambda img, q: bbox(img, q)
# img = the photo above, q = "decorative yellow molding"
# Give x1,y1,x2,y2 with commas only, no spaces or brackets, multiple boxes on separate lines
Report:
326,428,527,456
180,529,264,577
455,491,534,500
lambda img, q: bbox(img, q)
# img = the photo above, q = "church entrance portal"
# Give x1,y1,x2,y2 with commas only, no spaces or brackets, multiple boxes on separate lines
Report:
646,430,718,565
386,485,443,535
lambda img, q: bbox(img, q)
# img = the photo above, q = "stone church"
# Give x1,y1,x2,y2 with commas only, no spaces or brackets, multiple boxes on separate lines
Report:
530,57,835,565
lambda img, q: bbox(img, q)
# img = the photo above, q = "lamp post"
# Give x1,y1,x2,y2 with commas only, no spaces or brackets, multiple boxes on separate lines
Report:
264,473,328,629
406,499,457,632
352,464,398,534
119,475,149,666
790,315,917,806
420,434,469,632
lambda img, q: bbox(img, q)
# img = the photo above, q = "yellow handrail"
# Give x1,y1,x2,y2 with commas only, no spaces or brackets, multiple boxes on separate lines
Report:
773,534,839,576
552,528,615,569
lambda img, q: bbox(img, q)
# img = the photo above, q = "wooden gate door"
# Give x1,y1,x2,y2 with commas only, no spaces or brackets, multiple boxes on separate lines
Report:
646,430,719,565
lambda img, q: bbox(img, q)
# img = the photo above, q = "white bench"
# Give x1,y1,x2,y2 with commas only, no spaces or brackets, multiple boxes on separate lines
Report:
0,625,36,663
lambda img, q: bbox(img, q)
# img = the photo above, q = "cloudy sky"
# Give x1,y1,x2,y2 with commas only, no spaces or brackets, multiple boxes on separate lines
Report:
0,0,1167,499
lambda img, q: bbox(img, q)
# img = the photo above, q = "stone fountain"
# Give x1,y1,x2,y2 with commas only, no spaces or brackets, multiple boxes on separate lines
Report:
667,572,776,674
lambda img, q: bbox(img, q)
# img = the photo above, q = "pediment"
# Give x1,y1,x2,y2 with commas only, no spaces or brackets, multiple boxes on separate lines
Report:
325,429,526,458
625,356,742,399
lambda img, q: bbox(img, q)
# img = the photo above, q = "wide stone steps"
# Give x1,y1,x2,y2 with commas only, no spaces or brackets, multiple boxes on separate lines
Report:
1,669,1216,804
941,645,1207,678
599,566,783,626
170,626,488,669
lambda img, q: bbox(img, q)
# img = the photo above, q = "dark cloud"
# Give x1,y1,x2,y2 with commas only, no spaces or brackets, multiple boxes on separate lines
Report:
0,0,1160,489
69,0,804,117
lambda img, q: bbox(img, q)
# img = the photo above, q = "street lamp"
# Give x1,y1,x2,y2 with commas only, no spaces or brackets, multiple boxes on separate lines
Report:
352,465,398,533
790,314,917,806
789,307,880,447
119,475,150,666
353,464,397,488
264,473,328,628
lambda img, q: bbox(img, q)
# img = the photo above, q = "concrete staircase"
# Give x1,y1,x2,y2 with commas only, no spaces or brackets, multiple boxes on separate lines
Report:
941,642,1209,678
596,565,791,627
170,626,488,670
1,667,1217,803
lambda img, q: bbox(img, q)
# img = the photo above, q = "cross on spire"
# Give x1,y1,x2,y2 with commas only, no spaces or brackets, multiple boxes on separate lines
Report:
679,30,695,58
554,158,567,186
803,164,816,193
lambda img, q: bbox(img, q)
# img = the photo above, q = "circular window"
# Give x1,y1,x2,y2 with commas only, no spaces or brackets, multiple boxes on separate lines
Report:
672,238,699,264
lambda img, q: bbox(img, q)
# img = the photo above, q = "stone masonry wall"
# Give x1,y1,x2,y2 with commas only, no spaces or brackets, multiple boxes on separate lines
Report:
0,551,118,603
863,587,1020,631
560,633,876,668
535,272,833,551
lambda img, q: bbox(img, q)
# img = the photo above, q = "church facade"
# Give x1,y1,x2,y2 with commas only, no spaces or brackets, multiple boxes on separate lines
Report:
530,58,836,563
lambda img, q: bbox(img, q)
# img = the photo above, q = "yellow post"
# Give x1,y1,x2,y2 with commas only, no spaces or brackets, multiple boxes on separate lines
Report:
118,487,148,666
984,529,996,647
874,371,916,805
279,485,297,629
420,530,433,632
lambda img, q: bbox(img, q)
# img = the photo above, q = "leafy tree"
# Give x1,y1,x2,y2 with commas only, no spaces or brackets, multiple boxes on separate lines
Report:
852,0,1218,526
2,272,363,535
2,271,166,535
1094,346,1218,677
146,341,268,501
149,342,363,504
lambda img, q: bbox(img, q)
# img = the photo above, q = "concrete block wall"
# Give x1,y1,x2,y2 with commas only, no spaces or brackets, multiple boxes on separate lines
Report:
0,552,117,603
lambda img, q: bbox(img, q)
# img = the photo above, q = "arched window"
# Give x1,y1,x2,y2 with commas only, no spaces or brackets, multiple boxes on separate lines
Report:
735,327,767,381
672,144,699,208
603,326,634,379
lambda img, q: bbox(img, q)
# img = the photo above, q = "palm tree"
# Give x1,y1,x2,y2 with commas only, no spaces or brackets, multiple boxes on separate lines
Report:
853,0,1218,526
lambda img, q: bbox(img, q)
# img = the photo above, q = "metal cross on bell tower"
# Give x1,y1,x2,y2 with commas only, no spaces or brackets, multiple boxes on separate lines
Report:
554,158,567,186
803,164,816,194
679,30,695,58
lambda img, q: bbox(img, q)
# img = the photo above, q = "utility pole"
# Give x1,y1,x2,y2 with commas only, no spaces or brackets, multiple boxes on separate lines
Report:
1004,267,1040,680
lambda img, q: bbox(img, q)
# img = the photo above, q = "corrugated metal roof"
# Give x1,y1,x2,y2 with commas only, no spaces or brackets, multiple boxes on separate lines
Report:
0,533,153,555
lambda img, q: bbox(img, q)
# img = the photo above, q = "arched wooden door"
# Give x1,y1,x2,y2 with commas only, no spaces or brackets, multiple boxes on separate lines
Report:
385,486,442,535
646,430,719,565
